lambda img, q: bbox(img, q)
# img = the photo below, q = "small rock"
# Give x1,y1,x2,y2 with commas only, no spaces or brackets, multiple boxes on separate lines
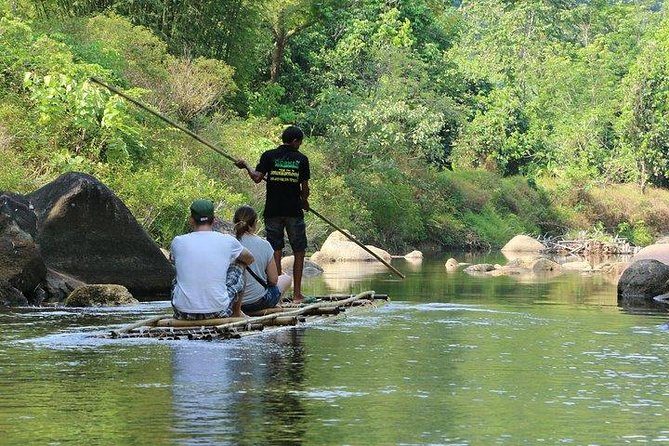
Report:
464,264,495,274
530,258,561,273
617,259,669,301
65,284,138,307
501,235,545,253
281,255,323,278
561,261,591,272
445,258,459,272
404,250,423,260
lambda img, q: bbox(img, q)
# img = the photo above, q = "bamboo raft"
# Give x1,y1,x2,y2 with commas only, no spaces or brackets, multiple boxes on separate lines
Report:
101,291,388,341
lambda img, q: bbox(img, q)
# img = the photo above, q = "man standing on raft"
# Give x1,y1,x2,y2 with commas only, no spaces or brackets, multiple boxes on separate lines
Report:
236,125,310,303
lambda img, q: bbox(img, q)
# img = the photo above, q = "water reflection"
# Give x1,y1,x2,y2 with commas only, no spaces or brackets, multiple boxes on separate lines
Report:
2,256,669,445
171,329,307,445
402,257,423,272
319,262,391,291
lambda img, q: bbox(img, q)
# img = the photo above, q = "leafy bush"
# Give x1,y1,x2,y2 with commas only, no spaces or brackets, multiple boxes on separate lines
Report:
165,57,237,123
0,17,36,88
463,204,531,249
0,127,30,192
348,168,425,249
100,157,245,248
247,83,297,123
83,14,169,89
617,220,653,247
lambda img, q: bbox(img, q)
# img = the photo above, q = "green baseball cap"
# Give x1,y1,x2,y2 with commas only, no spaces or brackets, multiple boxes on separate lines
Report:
190,199,215,223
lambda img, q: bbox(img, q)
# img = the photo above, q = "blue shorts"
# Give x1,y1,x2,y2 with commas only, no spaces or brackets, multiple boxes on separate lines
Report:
264,216,307,252
241,285,282,312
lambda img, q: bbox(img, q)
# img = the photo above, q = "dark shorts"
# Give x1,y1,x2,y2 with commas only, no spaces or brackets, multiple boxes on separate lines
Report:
264,216,307,252
241,285,282,312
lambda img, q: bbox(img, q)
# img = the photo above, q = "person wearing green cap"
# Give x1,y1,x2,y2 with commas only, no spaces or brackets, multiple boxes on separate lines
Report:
169,199,255,319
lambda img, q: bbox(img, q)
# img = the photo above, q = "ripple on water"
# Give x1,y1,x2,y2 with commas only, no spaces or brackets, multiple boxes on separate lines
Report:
291,387,369,403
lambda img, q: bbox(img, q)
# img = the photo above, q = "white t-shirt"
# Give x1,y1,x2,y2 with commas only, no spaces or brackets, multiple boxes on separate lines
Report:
239,233,275,305
170,231,244,313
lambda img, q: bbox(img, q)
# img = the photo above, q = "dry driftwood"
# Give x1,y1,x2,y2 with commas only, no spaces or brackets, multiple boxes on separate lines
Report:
538,234,636,255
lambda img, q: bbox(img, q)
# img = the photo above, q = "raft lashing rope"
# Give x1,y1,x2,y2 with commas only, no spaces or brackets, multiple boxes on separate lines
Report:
101,292,388,341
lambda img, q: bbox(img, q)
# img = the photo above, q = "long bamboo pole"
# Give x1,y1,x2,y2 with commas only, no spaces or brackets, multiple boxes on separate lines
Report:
90,77,237,163
89,77,405,279
308,208,405,279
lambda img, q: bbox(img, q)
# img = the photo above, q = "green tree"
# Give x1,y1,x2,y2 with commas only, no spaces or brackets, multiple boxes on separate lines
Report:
617,20,669,192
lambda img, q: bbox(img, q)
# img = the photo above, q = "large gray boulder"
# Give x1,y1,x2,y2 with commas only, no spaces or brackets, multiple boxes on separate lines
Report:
0,197,47,302
501,235,545,253
617,259,669,307
28,172,174,297
632,244,669,266
281,255,323,278
0,278,28,306
310,231,392,264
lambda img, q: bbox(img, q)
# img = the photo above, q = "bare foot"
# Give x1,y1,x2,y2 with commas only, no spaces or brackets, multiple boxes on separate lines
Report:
231,311,248,318
292,294,305,304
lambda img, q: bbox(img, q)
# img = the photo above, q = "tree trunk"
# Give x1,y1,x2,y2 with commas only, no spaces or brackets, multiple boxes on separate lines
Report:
639,159,647,195
270,30,287,83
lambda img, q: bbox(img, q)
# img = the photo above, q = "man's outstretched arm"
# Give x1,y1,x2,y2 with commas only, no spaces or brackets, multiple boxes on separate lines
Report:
235,159,265,184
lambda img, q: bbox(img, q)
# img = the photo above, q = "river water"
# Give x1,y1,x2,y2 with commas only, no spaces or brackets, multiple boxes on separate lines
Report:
1,254,669,445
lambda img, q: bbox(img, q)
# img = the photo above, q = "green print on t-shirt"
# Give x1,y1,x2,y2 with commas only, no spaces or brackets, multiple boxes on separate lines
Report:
274,159,300,170
270,159,301,184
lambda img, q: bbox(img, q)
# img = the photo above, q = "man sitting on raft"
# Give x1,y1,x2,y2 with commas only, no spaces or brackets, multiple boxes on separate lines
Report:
170,199,254,320
233,205,292,312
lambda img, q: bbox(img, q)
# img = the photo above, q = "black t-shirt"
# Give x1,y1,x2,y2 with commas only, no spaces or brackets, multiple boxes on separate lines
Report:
256,145,310,218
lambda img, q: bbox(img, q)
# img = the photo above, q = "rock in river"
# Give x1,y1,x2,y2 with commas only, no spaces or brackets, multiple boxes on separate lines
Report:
0,194,47,302
65,284,138,307
28,172,175,297
310,231,392,264
631,243,669,266
501,235,545,253
617,259,669,308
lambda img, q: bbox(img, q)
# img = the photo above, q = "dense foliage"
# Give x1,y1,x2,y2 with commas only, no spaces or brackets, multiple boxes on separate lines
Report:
1,0,669,251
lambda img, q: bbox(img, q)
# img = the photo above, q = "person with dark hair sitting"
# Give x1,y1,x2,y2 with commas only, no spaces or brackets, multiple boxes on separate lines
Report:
170,199,254,320
233,205,292,312
235,125,311,303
